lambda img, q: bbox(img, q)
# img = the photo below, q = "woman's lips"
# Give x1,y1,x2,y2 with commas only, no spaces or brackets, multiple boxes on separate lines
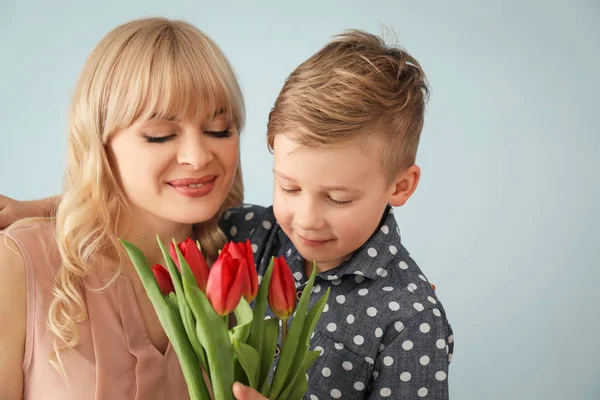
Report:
167,176,217,198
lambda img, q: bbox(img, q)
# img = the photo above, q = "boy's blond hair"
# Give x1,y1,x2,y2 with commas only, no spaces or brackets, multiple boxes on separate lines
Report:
267,30,429,181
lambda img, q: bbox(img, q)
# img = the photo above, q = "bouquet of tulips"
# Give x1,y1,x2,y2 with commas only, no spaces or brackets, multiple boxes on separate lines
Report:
120,236,329,400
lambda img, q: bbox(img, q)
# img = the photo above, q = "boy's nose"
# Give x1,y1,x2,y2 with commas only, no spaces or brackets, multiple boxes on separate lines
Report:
294,199,326,231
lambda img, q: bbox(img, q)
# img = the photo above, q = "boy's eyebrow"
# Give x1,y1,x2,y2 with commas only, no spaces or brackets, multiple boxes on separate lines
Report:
318,184,361,193
273,170,295,181
273,170,361,193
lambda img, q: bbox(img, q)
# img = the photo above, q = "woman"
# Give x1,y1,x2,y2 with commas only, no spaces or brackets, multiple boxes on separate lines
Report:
0,17,245,399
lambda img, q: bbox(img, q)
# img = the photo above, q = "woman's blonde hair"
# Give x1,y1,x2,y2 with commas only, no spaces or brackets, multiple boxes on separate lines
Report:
49,17,245,379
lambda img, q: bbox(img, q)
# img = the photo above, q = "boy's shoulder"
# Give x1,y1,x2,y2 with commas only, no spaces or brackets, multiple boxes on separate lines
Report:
332,206,448,318
218,203,276,242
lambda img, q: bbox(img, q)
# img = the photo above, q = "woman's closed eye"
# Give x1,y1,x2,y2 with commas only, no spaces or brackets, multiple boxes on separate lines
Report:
143,129,231,143
144,133,176,143
205,130,231,139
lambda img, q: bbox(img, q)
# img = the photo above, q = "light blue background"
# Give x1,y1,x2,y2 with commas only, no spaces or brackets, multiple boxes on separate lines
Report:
1,1,599,399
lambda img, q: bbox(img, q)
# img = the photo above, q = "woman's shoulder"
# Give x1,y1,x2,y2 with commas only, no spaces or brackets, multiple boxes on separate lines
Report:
3,217,55,236
1,218,60,280
0,225,27,397
1,217,56,247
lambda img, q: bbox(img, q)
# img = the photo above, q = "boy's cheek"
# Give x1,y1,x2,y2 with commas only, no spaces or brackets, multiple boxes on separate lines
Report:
272,194,289,225
273,198,298,238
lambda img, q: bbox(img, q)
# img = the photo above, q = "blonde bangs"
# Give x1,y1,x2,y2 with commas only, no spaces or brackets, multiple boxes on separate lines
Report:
97,19,245,140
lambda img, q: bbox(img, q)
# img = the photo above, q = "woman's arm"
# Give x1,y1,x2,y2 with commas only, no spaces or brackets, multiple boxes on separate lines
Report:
0,235,27,399
0,194,60,229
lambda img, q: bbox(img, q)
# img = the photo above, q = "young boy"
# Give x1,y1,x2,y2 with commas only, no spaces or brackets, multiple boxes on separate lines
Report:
2,30,453,399
227,31,453,399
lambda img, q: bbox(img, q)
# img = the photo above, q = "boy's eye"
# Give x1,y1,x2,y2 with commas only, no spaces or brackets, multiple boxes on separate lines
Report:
328,196,353,206
279,185,299,194
144,134,176,143
206,130,231,138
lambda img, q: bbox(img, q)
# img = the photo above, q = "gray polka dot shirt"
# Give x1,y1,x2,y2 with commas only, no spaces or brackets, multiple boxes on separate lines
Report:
219,204,453,399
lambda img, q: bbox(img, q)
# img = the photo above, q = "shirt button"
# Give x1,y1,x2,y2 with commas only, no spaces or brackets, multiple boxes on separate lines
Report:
296,291,303,300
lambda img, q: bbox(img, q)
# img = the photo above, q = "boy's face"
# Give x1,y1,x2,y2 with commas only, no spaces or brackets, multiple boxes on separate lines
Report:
272,134,398,272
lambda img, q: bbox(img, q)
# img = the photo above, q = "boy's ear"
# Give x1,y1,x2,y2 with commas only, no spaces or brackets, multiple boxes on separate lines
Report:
388,165,421,207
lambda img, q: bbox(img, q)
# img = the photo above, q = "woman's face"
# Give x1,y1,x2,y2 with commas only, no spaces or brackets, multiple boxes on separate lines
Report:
108,113,239,227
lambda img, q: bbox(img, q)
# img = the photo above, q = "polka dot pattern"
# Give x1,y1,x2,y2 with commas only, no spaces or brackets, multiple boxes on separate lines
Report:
217,204,452,399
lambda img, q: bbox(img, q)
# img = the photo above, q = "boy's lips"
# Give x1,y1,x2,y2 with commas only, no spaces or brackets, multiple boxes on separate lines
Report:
297,233,334,247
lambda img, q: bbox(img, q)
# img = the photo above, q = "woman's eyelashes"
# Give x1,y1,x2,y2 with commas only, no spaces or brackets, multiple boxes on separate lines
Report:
205,129,231,138
144,133,176,143
143,129,231,143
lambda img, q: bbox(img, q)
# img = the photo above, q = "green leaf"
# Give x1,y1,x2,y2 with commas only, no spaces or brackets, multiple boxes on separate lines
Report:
268,264,318,399
230,297,253,344
258,318,280,394
278,350,321,400
260,382,271,398
157,237,208,373
120,239,210,400
234,359,248,387
248,257,275,354
278,280,330,398
166,292,179,314
278,288,330,397
184,278,235,400
232,339,260,388
301,288,330,348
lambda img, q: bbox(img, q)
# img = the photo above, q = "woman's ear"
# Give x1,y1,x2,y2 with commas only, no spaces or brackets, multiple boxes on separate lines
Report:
388,165,421,207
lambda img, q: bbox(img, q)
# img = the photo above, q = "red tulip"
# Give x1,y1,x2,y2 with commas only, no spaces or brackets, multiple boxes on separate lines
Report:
170,238,209,292
205,251,250,316
268,256,296,320
152,264,175,295
223,240,258,302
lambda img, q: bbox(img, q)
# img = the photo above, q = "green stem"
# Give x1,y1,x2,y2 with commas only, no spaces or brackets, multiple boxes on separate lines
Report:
282,318,288,344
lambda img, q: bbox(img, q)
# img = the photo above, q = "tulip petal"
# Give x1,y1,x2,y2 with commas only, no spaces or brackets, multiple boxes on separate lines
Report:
224,259,246,315
280,257,297,311
228,241,245,260
206,252,242,316
206,256,227,315
152,264,174,295
170,238,210,292
169,242,181,270
244,240,259,300
268,257,296,320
